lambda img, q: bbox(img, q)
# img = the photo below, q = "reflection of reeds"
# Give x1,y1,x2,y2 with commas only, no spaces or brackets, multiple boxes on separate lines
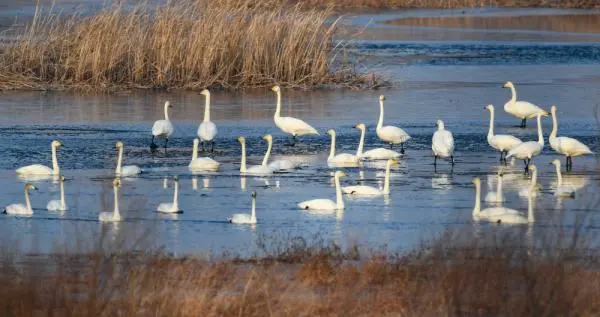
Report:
290,0,600,9
0,0,375,90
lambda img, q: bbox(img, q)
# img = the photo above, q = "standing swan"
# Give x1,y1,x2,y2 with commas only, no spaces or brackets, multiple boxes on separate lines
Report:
99,179,122,222
551,160,576,197
189,138,220,172
299,171,347,211
326,129,360,167
16,140,63,178
271,85,318,144
376,95,411,153
157,176,182,213
150,101,174,150
197,89,217,152
472,177,528,223
47,176,68,211
354,123,401,160
262,135,298,172
485,104,523,163
115,141,142,177
237,136,273,176
4,183,36,216
549,105,593,171
432,120,455,167
502,81,548,128
342,159,397,196
485,168,505,203
228,191,257,224
506,113,545,172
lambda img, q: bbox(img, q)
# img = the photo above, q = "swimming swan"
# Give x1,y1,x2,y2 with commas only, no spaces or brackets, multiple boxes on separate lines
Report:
157,176,182,213
99,179,122,222
519,165,540,198
376,95,411,153
262,134,298,172
503,81,548,128
271,85,318,143
485,104,523,162
549,105,593,171
473,177,533,224
432,120,455,166
197,89,217,152
484,168,505,203
506,113,545,172
298,171,347,211
342,159,397,196
228,191,257,224
189,138,220,172
4,183,36,216
354,123,401,160
115,141,142,177
150,101,174,150
47,176,68,212
237,136,273,176
16,140,62,177
551,159,576,197
327,129,360,167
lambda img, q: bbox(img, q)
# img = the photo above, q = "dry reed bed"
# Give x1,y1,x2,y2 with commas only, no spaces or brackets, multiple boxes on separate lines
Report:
290,0,600,9
0,0,373,90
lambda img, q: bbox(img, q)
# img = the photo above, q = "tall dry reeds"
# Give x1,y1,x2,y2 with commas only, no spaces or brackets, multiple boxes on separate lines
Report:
290,0,600,9
0,0,372,90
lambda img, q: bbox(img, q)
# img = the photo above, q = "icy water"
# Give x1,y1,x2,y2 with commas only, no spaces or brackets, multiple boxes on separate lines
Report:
1,7,600,255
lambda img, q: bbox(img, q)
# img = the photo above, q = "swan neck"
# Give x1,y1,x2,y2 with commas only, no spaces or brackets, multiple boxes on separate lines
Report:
510,85,517,103
51,145,59,175
377,100,384,129
274,91,281,120
383,162,391,195
356,127,365,157
116,146,123,174
240,141,247,173
203,93,211,122
173,180,179,210
164,103,170,121
536,115,544,146
335,174,344,209
24,188,32,212
329,132,336,160
192,141,198,161
251,197,256,222
473,182,481,216
262,138,272,166
550,109,558,140
487,108,495,139
113,186,120,216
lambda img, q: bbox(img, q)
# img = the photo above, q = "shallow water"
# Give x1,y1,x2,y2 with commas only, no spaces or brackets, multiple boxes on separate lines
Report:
0,6,599,256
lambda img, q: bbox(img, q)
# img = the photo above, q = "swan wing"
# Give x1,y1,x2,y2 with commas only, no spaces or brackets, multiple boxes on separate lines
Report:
553,137,593,156
432,130,454,157
328,153,359,165
378,126,411,143
120,165,142,176
268,160,296,171
479,207,519,218
229,214,254,224
506,142,542,159
16,164,53,176
490,135,522,151
4,204,32,215
246,165,273,176
46,200,67,211
152,120,174,137
189,158,220,171
298,199,337,211
198,121,217,141
342,185,381,196
361,148,402,160
505,101,547,118
277,117,319,136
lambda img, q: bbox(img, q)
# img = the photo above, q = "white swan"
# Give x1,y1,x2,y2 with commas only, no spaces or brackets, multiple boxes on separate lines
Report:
432,120,454,166
197,89,217,152
157,176,182,213
115,141,142,177
327,129,360,167
261,134,298,172
485,168,505,203
4,183,36,216
299,171,347,211
503,81,548,128
47,176,68,211
237,136,273,176
376,95,411,153
485,104,523,162
271,85,318,143
99,179,122,222
506,113,545,172
549,105,593,171
473,177,532,224
16,140,62,177
354,123,401,160
551,159,576,197
519,165,540,198
228,191,257,224
189,138,220,172
342,159,396,196
151,101,174,149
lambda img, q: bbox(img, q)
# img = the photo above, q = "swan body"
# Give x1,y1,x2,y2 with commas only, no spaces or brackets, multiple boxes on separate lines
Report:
228,191,257,224
354,123,402,160
485,104,523,161
485,169,505,203
261,135,299,172
299,171,346,211
506,113,545,171
197,89,217,151
189,138,220,172
47,176,68,211
157,176,182,213
519,165,540,198
503,81,548,127
99,179,122,222
115,141,142,177
549,105,593,170
376,95,411,152
16,140,62,177
551,159,576,197
326,129,360,167
473,177,533,224
432,120,454,165
271,86,318,138
151,101,174,148
237,136,273,176
343,159,396,196
4,184,36,216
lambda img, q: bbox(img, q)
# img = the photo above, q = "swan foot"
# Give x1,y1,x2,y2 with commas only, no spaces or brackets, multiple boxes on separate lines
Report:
210,141,215,153
400,143,405,154
520,118,526,128
150,136,158,150
566,156,572,172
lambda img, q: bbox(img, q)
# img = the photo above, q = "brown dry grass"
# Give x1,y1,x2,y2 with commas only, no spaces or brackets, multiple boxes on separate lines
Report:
290,0,600,9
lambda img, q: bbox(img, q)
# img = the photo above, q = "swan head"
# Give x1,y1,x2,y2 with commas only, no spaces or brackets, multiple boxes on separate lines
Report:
436,120,445,129
263,134,273,142
502,81,514,89
379,95,385,101
24,183,37,191
237,136,246,144
251,191,257,198
113,179,121,188
173,175,179,182
271,85,280,93
529,165,537,173
193,138,200,146
200,89,210,96
551,159,561,167
472,177,480,185
115,141,123,150
550,105,557,113
387,159,399,167
326,129,335,136
59,176,65,183
354,123,366,130
52,140,63,148
484,104,494,111
165,101,172,108
334,171,347,178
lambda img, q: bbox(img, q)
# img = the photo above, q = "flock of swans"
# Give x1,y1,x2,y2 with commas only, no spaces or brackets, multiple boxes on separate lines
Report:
4,83,596,227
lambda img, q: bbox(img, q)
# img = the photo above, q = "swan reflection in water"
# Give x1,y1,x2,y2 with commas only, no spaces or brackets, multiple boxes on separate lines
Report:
431,173,453,190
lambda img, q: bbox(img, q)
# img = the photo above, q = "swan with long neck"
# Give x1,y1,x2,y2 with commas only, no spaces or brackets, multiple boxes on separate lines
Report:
376,95,411,153
484,168,505,203
47,176,68,211
299,171,347,211
342,159,397,196
197,89,218,152
189,138,220,172
519,164,540,198
228,191,257,224
16,140,63,178
271,86,318,143
506,113,545,173
150,101,174,150
99,179,122,222
115,141,142,177
551,159,575,197
261,135,299,171
549,105,593,171
485,104,523,163
326,129,360,167
502,81,548,128
472,177,532,224
432,120,455,167
237,136,273,176
157,176,181,213
354,123,401,160
4,183,37,216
